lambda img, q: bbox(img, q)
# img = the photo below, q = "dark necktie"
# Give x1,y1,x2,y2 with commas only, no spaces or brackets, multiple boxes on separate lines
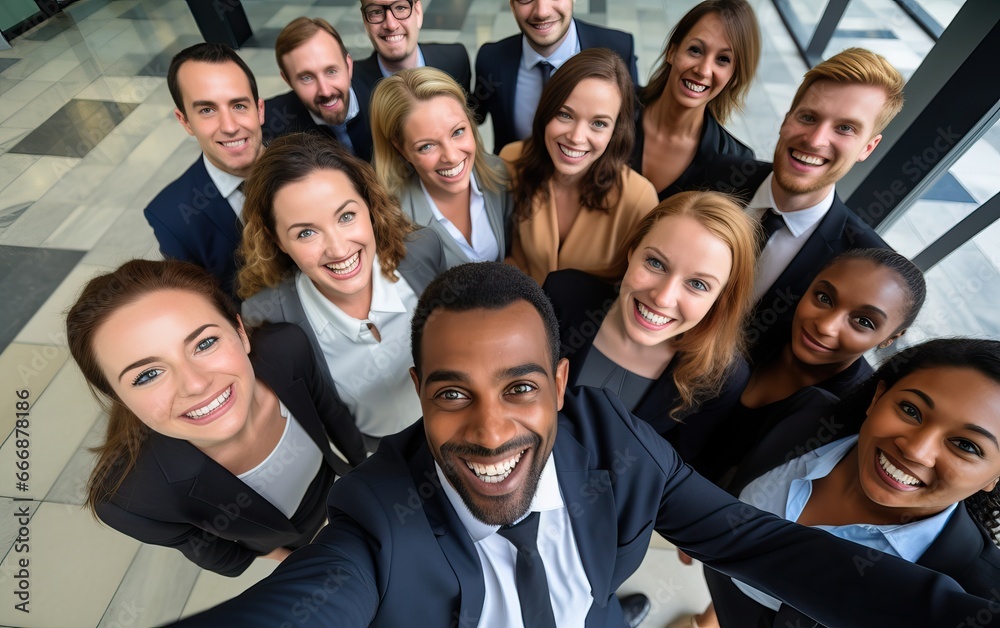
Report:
331,123,354,154
537,60,555,87
758,208,785,253
496,511,557,628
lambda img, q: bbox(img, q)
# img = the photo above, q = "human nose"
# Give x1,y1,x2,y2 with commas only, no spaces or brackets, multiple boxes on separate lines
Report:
463,395,518,452
650,275,680,309
896,427,938,469
218,108,239,135
177,362,211,398
533,0,553,18
814,310,840,338
322,230,351,259
382,9,400,29
565,120,586,145
803,123,832,149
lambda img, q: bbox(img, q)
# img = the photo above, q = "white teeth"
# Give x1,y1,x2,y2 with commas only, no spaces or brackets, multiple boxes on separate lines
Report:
683,79,707,93
878,452,922,486
325,251,361,274
559,145,586,158
791,150,826,166
383,34,404,42
186,387,231,419
636,301,671,326
321,97,340,108
220,139,246,147
436,160,465,178
465,450,524,483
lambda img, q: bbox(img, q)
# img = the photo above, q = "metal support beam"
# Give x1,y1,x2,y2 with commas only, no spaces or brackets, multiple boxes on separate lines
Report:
912,192,1000,271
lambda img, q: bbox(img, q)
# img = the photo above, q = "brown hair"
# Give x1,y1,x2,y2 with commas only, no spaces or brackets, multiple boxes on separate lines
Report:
167,42,259,117
640,0,760,125
789,47,905,135
370,67,503,196
66,260,242,512
620,191,757,418
274,17,350,78
511,48,635,221
238,133,415,299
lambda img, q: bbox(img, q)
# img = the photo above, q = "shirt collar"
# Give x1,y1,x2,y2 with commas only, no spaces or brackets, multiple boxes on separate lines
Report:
749,173,835,238
377,45,426,77
419,170,484,220
307,86,361,128
520,18,579,69
201,154,244,198
437,450,564,543
295,254,405,341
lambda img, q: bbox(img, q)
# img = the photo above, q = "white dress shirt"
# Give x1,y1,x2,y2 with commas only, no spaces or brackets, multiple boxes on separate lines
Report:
295,257,421,437
420,171,499,262
436,452,593,628
748,173,834,301
513,19,581,141
201,155,245,219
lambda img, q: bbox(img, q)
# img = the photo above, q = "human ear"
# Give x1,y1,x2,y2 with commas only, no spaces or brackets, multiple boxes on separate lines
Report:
553,357,569,411
235,315,251,354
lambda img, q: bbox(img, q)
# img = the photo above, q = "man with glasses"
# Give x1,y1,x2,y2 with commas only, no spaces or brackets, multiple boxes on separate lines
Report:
263,17,374,161
473,0,638,153
354,0,471,110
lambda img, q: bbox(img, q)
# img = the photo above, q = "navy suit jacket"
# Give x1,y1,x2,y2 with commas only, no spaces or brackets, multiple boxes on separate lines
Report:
473,19,638,152
263,90,374,162
706,404,1000,626
352,43,472,110
699,156,889,362
95,324,363,577
143,157,242,298
178,387,998,627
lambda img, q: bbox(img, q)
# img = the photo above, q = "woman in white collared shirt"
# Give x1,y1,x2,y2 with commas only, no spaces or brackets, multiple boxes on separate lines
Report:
238,133,448,451
370,67,513,268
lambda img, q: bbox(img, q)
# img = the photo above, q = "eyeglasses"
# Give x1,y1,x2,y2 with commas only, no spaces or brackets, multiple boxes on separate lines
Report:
362,0,414,24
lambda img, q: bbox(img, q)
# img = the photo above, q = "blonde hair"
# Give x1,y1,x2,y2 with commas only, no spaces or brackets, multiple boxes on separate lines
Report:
621,191,757,418
370,67,503,196
237,133,414,299
641,0,761,124
790,47,905,135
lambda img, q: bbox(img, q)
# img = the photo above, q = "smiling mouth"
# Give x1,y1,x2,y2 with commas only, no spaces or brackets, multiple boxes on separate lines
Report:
219,139,246,148
683,79,708,93
185,386,232,419
558,144,587,159
316,96,341,110
381,34,404,43
801,329,833,352
790,150,827,166
636,299,673,327
530,20,558,31
465,449,525,484
325,251,361,275
877,451,925,488
436,159,466,178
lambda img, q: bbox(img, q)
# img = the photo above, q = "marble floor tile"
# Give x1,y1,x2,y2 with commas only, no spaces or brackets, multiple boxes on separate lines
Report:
0,153,39,190
42,413,103,507
0,58,20,75
9,99,140,158
622,544,712,626
14,262,113,348
0,342,69,409
0,246,80,350
98,545,201,627
23,14,79,43
179,558,280,619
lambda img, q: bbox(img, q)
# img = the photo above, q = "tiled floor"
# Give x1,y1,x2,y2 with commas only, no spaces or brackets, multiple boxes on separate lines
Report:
0,0,982,625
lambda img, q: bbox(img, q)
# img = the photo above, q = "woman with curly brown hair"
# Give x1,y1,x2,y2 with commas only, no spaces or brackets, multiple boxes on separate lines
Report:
238,133,448,450
501,48,658,284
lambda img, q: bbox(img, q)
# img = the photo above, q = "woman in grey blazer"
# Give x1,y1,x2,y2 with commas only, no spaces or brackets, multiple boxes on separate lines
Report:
238,133,448,451
370,67,513,268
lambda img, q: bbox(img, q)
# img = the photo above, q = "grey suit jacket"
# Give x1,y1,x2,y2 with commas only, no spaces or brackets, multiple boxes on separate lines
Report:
240,228,447,400
394,154,513,268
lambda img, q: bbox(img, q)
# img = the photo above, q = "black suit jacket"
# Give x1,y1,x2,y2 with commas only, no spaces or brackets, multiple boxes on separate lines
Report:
352,43,471,110
143,157,242,299
473,19,639,152
706,406,1000,626
543,269,754,462
699,156,889,362
178,387,1000,626
263,90,373,162
95,324,363,576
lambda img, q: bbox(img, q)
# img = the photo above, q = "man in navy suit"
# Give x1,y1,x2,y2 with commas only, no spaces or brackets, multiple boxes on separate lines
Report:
698,48,904,358
473,0,638,152
178,263,998,628
144,43,264,299
353,0,471,110
264,18,374,161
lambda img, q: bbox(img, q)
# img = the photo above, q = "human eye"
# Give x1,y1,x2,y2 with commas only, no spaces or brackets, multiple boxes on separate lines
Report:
433,388,470,407
837,124,855,134
299,75,313,84
952,438,984,457
718,54,732,65
391,2,410,16
687,45,703,56
798,113,815,123
132,368,164,387
234,103,248,110
366,7,385,20
505,382,538,397
645,256,664,271
339,211,356,224
556,110,571,120
853,316,876,330
814,291,832,306
898,401,921,423
195,336,219,353
326,67,338,75
417,142,434,153
687,278,709,292
197,106,214,115
593,119,609,129
453,127,465,138
296,228,316,239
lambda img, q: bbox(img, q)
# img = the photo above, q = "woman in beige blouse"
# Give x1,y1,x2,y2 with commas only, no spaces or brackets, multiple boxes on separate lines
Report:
500,48,658,284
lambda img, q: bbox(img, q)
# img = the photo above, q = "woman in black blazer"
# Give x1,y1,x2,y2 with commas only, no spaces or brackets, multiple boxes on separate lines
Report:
632,0,760,201
66,259,363,576
543,191,757,461
700,338,1000,627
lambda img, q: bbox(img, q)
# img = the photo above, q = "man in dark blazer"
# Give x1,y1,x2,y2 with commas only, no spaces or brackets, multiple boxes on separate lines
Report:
178,263,998,627
353,0,471,110
144,43,264,300
264,18,373,161
697,48,904,359
473,0,637,152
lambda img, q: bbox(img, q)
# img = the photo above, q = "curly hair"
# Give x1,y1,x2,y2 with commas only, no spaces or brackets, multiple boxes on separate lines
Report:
510,48,635,221
237,133,414,299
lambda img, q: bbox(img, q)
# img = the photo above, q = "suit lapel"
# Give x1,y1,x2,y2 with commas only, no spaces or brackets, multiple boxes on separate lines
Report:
191,160,241,247
918,504,984,578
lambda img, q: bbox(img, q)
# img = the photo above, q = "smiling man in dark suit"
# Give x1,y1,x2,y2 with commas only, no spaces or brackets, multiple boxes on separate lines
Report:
143,43,264,300
699,48,903,358
177,262,998,628
472,0,638,152
352,0,471,109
